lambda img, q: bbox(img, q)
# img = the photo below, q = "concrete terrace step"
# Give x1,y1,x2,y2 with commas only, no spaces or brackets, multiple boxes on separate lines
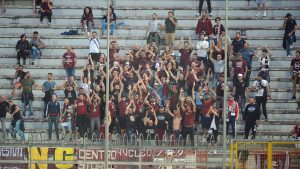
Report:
1,25,299,38
1,34,299,47
1,15,298,28
3,5,300,17
0,44,299,57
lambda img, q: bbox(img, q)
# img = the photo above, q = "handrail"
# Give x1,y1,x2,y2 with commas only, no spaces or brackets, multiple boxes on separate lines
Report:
1,0,5,15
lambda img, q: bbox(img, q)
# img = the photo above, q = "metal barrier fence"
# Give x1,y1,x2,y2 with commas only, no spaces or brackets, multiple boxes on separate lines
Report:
230,140,300,169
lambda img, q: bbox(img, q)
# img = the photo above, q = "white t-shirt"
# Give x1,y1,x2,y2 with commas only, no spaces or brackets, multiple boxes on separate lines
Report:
260,56,270,71
196,40,209,57
213,60,225,73
252,79,268,97
89,37,100,53
148,20,161,33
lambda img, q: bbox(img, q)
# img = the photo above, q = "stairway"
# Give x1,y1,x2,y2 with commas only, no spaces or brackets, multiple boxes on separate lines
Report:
0,0,299,141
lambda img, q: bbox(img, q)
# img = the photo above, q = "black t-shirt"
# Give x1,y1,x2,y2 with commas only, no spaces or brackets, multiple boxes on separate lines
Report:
64,89,77,105
216,81,224,96
235,80,247,97
285,19,297,34
156,112,167,129
291,57,300,72
125,113,136,129
144,124,156,138
244,104,259,122
231,39,245,54
0,101,9,118
10,104,22,120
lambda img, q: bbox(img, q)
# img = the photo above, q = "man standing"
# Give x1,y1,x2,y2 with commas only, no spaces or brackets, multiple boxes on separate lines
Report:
252,72,270,121
233,74,248,120
231,32,245,56
239,42,255,87
283,13,297,57
164,11,177,52
45,94,60,141
196,33,210,67
146,13,162,49
180,96,196,146
196,10,212,37
8,100,25,142
178,36,193,69
88,31,101,64
232,54,248,87
0,96,9,139
30,31,45,65
244,97,259,139
290,50,300,99
42,73,57,118
74,94,90,139
62,46,77,78
226,95,239,138
20,71,38,118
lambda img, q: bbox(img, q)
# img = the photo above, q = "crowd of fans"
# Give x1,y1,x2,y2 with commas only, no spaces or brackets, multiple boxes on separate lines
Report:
0,0,299,144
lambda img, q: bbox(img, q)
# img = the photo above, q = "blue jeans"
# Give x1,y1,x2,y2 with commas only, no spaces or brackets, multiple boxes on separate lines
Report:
48,116,60,140
285,35,293,56
65,66,75,78
22,100,33,116
31,46,40,62
226,116,236,138
10,120,25,141
101,22,116,35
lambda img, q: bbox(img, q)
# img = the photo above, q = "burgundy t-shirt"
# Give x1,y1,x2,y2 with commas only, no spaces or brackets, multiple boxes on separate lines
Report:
183,109,195,126
109,101,116,118
76,99,87,115
201,99,214,115
118,100,129,117
63,51,76,68
89,104,100,118
179,49,192,66
232,59,247,75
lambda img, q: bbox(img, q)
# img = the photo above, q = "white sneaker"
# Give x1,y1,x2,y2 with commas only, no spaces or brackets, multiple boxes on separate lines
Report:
263,11,266,17
288,55,291,58
256,11,260,17
290,45,293,50
48,22,51,25
30,115,34,119
213,150,217,154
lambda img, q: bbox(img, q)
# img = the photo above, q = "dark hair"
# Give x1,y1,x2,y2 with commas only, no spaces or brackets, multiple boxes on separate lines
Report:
168,11,174,15
109,5,114,13
215,17,221,22
236,32,241,35
48,73,53,76
20,34,26,40
33,31,39,35
18,64,24,68
296,50,300,54
83,6,93,15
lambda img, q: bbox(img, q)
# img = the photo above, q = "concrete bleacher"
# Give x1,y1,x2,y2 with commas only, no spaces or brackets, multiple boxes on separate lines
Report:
0,0,299,142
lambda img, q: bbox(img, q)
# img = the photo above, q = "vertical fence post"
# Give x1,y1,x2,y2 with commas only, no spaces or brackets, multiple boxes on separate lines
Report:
1,0,5,15
267,142,272,169
32,0,36,14
229,142,234,169
234,142,238,169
